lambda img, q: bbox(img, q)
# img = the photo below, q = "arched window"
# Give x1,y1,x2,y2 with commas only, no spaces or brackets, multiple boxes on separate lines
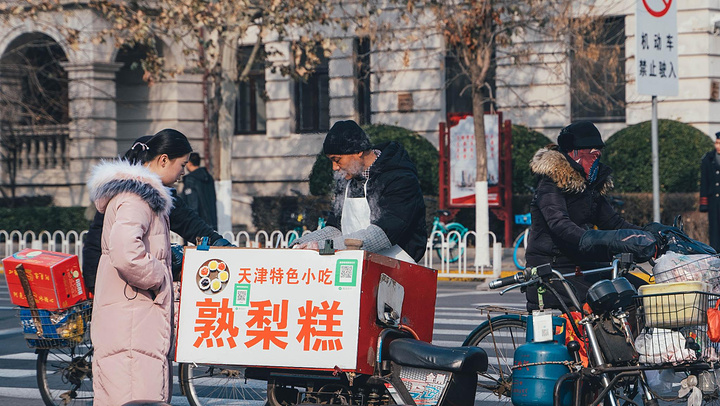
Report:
0,33,69,178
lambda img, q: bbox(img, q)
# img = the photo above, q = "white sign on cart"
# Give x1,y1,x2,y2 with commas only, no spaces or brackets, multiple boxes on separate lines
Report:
175,248,364,369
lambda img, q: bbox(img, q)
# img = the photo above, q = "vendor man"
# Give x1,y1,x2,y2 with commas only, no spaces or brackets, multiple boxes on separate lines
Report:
292,120,426,263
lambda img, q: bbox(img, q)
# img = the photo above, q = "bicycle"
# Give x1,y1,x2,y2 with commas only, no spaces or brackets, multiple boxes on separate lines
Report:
467,254,720,405
430,210,469,263
512,212,531,270
21,297,260,405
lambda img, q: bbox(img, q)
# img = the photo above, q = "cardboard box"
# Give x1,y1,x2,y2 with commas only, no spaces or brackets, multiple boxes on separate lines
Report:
3,249,87,310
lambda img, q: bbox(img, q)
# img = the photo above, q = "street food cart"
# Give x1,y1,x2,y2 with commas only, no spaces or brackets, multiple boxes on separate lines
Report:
175,247,437,375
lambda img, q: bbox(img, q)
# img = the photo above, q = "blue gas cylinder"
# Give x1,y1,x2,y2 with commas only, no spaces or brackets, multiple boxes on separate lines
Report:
511,315,572,406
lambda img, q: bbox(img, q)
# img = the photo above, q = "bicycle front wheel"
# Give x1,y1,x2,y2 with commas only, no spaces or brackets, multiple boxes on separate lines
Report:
464,317,527,404
36,342,94,406
180,362,268,406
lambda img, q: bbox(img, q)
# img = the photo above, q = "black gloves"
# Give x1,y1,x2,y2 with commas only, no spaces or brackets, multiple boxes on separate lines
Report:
170,243,184,281
578,229,659,263
642,222,679,248
211,238,234,247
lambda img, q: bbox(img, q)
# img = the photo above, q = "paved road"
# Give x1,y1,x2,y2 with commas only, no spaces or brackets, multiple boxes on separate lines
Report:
0,275,523,405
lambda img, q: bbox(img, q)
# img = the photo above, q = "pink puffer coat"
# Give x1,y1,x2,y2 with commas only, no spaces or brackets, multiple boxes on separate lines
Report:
87,160,174,405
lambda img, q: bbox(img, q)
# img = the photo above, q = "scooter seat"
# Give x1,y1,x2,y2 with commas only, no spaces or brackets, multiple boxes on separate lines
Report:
388,338,487,374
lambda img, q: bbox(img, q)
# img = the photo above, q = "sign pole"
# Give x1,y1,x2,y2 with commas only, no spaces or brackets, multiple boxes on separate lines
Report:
651,95,660,222
636,0,677,223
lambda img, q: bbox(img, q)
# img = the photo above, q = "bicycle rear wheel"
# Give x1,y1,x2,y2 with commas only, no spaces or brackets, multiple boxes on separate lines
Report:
512,230,528,270
179,362,268,406
464,317,527,404
36,342,94,406
445,223,467,262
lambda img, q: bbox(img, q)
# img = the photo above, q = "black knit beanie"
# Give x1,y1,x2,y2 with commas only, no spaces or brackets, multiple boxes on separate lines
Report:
323,120,371,155
557,121,605,152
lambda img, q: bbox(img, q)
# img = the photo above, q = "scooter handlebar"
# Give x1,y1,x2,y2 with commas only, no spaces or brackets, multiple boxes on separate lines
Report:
488,272,526,289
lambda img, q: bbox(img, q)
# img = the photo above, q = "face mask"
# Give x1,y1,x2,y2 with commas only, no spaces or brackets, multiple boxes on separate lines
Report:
572,149,602,182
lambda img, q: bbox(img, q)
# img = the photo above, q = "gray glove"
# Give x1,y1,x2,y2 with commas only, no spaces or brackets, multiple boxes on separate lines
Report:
291,226,342,247
328,224,392,252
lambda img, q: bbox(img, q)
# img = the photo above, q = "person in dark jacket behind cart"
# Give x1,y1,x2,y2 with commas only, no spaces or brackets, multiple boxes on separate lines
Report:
700,133,720,251
82,136,233,295
524,121,661,311
181,152,218,229
292,120,427,263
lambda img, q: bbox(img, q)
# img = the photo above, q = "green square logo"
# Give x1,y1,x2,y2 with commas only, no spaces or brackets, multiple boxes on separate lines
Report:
334,259,358,286
233,284,251,307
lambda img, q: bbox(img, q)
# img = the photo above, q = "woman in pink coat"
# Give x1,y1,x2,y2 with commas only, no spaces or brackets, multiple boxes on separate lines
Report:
87,129,192,405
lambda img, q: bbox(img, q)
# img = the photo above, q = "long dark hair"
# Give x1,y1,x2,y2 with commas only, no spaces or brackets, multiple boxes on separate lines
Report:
124,129,193,165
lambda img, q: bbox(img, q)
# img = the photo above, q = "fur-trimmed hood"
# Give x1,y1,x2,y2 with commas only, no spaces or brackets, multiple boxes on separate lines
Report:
530,145,613,195
87,159,173,216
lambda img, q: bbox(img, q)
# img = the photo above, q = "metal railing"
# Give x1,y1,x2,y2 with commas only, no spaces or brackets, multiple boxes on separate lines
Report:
0,228,502,303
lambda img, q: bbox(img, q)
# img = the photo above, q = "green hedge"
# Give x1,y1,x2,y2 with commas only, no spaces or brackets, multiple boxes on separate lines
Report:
0,206,88,233
309,124,439,196
604,120,712,193
512,125,553,193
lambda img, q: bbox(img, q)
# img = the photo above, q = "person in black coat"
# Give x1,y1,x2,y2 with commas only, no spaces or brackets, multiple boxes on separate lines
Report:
524,121,658,310
82,136,232,294
292,120,426,263
181,152,218,229
700,133,720,251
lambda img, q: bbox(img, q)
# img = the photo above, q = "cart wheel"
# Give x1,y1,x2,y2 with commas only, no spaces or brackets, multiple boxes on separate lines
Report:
36,342,94,406
179,362,268,406
267,382,301,406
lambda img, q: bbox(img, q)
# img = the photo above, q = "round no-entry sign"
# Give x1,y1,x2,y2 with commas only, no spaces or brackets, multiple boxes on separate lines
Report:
642,0,672,17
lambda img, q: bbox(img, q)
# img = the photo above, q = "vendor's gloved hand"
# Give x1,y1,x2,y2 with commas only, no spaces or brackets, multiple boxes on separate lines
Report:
578,229,659,263
170,243,184,281
211,238,234,247
293,241,319,250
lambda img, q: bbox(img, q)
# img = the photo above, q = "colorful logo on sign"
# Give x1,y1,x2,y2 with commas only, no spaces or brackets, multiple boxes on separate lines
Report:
196,259,230,294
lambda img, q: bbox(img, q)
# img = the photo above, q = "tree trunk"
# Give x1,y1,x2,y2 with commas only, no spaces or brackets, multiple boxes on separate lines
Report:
472,83,491,267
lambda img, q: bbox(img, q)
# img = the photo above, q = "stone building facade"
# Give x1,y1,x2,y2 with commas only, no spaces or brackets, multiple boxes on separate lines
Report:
0,2,718,231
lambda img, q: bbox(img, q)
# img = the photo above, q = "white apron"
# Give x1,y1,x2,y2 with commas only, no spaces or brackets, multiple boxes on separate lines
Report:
341,180,416,264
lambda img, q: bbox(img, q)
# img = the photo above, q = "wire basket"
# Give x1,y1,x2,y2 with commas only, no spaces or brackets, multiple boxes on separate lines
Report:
634,291,720,365
652,253,720,292
17,300,92,349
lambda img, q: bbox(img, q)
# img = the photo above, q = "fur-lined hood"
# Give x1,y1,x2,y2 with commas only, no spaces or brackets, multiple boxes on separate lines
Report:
530,145,613,195
87,159,173,216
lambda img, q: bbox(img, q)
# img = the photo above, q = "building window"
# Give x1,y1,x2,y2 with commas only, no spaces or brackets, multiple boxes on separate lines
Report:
0,34,69,173
355,37,371,125
571,16,626,122
235,46,267,134
445,47,495,115
295,43,330,133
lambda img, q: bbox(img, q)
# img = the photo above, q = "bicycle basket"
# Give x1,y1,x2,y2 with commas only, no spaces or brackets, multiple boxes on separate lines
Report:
652,252,720,292
634,289,720,365
18,300,92,349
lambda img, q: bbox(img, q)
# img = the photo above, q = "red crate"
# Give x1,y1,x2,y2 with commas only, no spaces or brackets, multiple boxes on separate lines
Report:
3,249,87,310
